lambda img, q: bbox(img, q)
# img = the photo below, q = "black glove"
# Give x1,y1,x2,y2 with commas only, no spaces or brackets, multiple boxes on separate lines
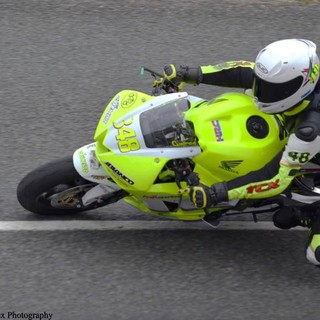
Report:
180,182,229,209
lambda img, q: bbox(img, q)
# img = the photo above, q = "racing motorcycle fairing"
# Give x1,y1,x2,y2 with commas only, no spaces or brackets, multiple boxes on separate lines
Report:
93,90,202,193
77,89,288,220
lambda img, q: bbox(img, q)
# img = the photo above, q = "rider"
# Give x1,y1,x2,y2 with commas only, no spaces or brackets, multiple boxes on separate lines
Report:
156,39,320,266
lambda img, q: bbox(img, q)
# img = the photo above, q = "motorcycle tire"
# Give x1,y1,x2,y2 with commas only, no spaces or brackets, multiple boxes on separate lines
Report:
17,156,106,215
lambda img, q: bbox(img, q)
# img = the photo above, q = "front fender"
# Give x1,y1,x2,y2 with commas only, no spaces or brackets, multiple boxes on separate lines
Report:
73,143,120,190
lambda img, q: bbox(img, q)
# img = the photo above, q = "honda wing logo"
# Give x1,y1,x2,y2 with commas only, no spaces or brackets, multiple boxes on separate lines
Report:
219,160,243,174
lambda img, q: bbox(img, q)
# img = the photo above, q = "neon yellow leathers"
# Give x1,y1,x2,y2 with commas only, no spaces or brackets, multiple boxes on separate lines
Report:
94,90,287,221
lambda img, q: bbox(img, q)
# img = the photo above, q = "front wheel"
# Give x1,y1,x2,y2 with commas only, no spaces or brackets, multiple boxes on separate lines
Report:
17,156,123,215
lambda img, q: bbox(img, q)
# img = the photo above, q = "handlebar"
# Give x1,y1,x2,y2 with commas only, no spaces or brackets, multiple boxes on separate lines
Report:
140,66,179,96
140,67,163,78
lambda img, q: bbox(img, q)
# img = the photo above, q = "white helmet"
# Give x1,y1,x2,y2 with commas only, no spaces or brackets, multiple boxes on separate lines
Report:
253,39,320,114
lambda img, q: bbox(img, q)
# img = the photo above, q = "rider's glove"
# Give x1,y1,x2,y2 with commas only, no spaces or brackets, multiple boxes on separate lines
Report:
152,64,202,92
163,64,186,91
180,182,229,208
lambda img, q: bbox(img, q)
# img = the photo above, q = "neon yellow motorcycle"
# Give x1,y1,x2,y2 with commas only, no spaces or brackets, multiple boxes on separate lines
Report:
17,68,320,222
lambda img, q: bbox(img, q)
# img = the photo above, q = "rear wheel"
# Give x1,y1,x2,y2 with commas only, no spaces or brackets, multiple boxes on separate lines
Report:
17,156,123,215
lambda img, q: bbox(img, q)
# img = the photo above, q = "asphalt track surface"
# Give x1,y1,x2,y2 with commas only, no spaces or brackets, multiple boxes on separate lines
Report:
1,1,320,319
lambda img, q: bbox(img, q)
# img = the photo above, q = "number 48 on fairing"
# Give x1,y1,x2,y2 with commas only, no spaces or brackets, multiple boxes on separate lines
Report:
114,118,141,153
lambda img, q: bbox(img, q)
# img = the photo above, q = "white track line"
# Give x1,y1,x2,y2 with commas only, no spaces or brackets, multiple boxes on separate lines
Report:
0,221,306,231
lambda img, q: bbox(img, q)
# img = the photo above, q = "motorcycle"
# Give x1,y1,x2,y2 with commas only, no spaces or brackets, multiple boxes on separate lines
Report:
17,68,320,223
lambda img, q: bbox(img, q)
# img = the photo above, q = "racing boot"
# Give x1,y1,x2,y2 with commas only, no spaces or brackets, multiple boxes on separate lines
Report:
273,205,320,265
293,205,320,266
305,214,320,266
273,205,317,229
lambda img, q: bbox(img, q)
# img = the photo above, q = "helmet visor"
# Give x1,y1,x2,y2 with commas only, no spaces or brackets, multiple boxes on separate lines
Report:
253,74,303,103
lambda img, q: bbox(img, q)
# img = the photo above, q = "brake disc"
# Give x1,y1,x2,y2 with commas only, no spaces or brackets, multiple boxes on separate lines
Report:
50,184,95,209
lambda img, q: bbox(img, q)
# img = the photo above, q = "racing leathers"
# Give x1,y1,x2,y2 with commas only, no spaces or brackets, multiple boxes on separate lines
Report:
165,61,320,265
174,61,320,202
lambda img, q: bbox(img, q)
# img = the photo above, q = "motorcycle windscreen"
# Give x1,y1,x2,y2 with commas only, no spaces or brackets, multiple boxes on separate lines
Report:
140,98,198,148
